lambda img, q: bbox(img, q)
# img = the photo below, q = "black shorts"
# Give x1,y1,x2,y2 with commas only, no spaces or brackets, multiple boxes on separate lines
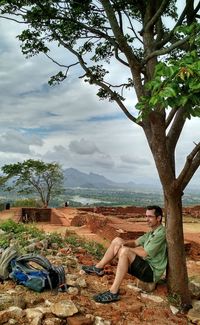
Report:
128,255,153,282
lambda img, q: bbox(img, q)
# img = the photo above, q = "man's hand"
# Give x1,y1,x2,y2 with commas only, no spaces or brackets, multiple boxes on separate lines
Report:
123,240,148,257
123,240,136,247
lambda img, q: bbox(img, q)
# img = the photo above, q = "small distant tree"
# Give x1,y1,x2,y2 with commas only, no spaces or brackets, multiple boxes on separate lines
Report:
1,159,64,207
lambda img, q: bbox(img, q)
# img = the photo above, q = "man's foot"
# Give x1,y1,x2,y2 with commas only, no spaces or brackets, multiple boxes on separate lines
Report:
93,290,120,303
82,265,105,276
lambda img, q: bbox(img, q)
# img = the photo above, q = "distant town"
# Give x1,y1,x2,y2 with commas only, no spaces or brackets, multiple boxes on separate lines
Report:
0,167,199,209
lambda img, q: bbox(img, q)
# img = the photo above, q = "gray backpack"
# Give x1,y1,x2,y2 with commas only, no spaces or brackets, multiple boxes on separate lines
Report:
0,246,19,281
9,254,67,293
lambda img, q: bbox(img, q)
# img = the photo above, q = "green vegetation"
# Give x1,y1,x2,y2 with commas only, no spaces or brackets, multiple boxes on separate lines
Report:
64,232,106,260
1,159,65,208
13,198,42,208
167,292,182,308
0,219,106,259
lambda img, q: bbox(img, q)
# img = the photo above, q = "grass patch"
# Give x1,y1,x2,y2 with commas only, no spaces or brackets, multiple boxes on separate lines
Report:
0,219,106,259
65,233,106,259
167,292,181,307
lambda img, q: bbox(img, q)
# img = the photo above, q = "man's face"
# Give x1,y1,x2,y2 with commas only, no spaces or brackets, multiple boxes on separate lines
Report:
145,209,161,229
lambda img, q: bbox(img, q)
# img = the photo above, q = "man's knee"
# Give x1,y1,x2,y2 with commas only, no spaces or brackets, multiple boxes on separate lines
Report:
118,246,137,265
112,237,124,245
111,237,124,256
119,246,128,255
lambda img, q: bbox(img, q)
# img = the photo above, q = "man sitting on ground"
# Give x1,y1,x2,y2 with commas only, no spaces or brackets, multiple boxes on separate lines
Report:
82,205,167,303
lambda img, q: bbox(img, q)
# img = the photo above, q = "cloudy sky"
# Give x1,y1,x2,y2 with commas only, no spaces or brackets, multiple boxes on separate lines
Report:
0,16,199,190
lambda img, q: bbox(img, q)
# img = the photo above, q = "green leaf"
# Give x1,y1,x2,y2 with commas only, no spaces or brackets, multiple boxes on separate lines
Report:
160,86,177,98
149,96,159,106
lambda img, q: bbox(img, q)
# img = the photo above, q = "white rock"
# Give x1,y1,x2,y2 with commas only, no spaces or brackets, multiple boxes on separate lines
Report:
66,274,77,285
8,320,18,325
68,287,79,295
25,308,43,325
141,293,164,303
127,284,141,292
8,306,23,318
76,277,87,288
43,318,62,325
79,269,86,275
192,300,200,309
45,300,52,307
170,305,179,314
50,300,78,317
34,306,51,314
95,316,111,325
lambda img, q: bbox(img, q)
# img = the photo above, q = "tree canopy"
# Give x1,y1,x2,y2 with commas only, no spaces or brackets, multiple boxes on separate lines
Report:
0,1,199,120
1,159,64,207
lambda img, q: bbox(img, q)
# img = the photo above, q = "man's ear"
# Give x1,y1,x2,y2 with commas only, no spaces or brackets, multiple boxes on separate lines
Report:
157,215,162,222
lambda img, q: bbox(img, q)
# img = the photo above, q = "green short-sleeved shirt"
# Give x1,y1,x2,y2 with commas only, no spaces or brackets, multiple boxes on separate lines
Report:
136,224,167,283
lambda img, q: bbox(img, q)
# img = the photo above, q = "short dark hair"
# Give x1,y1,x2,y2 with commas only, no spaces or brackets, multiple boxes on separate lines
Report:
146,205,163,220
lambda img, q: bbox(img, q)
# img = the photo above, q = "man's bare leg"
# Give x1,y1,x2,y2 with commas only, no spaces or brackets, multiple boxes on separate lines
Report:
109,246,136,294
95,237,124,269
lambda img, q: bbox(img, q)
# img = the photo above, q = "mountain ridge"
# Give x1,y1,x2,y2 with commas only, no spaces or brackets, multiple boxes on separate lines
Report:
63,168,200,192
63,167,159,190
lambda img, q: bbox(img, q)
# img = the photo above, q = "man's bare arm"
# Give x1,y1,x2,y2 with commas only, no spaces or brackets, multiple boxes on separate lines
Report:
123,240,138,247
123,240,148,258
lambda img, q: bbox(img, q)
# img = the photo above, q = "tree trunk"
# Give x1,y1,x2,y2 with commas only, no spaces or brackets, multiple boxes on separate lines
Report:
143,117,192,309
165,191,192,308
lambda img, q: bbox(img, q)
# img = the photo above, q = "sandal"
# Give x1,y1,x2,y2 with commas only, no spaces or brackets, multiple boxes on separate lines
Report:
82,265,104,276
93,290,120,303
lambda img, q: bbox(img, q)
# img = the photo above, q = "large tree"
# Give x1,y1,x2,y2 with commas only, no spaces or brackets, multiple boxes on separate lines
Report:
1,159,64,207
0,0,200,308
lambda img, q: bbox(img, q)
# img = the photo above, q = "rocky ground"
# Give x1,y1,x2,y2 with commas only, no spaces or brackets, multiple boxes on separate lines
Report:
0,206,200,325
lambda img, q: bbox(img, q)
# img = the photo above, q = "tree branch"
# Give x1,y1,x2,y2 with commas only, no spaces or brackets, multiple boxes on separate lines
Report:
114,47,129,67
165,107,178,129
52,30,139,125
143,35,190,63
100,0,144,98
45,53,79,68
177,142,200,190
166,106,187,152
125,11,143,45
144,0,170,32
94,79,139,123
0,15,27,24
156,0,197,48
100,0,140,65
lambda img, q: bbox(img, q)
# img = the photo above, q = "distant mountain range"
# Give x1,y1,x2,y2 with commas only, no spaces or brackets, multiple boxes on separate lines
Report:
63,168,155,190
64,168,136,188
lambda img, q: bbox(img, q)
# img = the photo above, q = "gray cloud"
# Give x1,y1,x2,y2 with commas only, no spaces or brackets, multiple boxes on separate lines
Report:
0,131,43,154
120,155,151,166
69,138,101,155
93,154,115,169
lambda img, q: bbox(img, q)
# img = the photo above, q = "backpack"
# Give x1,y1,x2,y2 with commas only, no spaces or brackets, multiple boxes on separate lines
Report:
0,246,19,282
9,254,66,293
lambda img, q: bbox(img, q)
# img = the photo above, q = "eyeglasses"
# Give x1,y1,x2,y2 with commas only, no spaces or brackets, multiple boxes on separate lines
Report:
145,215,156,218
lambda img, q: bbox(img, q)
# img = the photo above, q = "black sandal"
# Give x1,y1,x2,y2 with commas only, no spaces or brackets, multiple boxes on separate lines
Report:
82,265,104,276
93,290,120,303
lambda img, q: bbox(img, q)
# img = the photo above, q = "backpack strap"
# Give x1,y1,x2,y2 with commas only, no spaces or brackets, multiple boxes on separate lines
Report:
0,246,19,281
16,254,52,271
